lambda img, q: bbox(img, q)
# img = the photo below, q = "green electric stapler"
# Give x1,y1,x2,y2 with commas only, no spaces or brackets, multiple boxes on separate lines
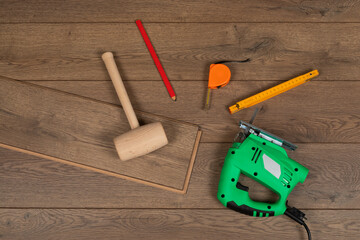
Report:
218,120,312,239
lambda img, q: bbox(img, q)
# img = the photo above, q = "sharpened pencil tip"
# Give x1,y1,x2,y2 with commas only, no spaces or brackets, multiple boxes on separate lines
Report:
172,96,177,101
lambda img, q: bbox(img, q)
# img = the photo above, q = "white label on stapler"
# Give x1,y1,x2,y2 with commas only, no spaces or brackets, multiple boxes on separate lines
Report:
263,154,281,179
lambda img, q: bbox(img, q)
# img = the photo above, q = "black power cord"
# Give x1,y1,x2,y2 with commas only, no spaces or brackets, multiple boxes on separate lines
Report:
284,206,312,240
303,222,312,240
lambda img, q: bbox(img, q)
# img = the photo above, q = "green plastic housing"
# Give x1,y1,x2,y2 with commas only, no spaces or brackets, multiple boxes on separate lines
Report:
217,134,308,217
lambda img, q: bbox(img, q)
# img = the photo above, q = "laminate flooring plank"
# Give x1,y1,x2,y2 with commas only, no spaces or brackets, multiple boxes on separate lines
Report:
33,80,360,143
0,209,359,240
1,23,360,81
0,77,201,192
1,143,359,208
1,0,359,23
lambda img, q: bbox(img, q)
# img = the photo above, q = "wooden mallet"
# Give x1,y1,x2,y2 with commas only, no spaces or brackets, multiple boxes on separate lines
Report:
102,52,168,161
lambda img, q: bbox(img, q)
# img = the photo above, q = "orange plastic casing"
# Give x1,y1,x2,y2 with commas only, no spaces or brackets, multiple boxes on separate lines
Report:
208,64,231,89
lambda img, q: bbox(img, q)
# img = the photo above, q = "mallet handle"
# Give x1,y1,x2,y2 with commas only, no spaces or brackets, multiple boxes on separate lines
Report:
102,52,140,129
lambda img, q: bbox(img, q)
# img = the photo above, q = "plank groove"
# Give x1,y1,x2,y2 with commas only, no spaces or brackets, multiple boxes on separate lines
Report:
32,80,360,143
1,0,360,23
1,24,360,81
1,143,359,208
0,209,359,240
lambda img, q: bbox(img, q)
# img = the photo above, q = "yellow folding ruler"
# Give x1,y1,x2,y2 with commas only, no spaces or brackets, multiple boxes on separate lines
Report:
229,70,319,114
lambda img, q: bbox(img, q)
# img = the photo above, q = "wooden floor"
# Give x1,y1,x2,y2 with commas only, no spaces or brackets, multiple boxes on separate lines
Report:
1,1,360,239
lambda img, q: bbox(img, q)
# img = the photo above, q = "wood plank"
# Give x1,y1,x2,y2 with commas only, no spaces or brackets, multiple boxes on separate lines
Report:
0,77,201,192
33,80,360,143
1,23,360,81
0,209,359,240
1,143,359,208
1,0,360,23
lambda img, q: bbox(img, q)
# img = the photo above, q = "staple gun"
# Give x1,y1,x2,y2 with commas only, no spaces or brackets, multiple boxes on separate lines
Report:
218,121,312,239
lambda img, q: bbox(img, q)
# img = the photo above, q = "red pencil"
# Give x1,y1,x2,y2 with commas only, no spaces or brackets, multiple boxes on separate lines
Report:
135,19,177,101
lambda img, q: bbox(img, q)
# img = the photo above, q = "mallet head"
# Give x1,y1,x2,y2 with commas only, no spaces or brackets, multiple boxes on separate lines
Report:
114,122,168,161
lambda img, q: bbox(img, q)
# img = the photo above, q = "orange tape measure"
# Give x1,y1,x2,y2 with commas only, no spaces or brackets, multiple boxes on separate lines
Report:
204,59,250,111
204,64,231,111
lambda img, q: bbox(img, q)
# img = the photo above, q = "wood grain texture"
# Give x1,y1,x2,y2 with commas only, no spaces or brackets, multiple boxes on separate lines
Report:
0,209,359,240
1,143,359,209
32,80,360,143
0,1,359,238
1,23,360,81
0,77,201,191
1,0,360,23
